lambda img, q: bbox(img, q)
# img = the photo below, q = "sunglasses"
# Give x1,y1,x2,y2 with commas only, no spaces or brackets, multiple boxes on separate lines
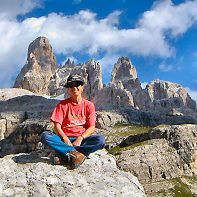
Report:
67,81,83,88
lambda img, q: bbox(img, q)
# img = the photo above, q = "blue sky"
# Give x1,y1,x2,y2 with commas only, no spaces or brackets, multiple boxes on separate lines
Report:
0,0,197,101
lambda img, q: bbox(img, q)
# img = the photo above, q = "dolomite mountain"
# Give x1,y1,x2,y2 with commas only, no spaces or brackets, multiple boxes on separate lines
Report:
14,37,196,118
14,37,58,95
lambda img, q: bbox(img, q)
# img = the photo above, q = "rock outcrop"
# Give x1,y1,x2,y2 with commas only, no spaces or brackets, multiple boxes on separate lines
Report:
0,88,35,101
111,57,146,109
116,124,197,183
94,81,135,110
0,151,145,197
94,57,146,110
14,37,58,95
0,150,146,197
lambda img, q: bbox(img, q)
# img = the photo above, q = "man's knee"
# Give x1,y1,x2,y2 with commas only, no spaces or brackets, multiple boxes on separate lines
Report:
95,134,105,149
41,131,53,143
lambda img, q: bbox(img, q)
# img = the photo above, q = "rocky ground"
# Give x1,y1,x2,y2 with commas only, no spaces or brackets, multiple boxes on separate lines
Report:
107,124,197,197
0,150,146,197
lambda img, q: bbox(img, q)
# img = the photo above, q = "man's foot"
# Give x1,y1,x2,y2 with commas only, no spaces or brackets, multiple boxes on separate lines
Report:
53,156,61,165
69,150,86,169
53,154,68,165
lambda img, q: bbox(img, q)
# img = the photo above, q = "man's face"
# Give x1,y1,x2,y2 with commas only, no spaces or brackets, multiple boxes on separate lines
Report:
67,81,84,97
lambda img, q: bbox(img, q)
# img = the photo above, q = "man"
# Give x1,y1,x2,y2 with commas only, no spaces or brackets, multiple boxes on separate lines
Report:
41,74,105,169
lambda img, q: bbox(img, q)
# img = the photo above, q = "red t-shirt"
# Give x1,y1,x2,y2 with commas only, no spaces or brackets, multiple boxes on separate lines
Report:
50,98,96,136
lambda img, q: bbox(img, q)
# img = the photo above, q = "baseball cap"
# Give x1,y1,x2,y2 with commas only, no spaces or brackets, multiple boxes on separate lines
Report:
64,74,85,88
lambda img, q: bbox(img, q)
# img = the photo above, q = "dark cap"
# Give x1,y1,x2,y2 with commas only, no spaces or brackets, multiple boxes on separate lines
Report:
64,74,85,87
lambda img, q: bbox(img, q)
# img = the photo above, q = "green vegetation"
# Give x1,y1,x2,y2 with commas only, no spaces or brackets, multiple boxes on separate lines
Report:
108,139,154,155
107,123,160,154
112,123,154,137
148,176,197,197
170,178,194,197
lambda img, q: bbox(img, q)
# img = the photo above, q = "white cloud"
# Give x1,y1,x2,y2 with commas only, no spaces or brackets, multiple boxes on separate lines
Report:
186,87,197,103
1,0,197,87
159,64,173,72
0,0,40,19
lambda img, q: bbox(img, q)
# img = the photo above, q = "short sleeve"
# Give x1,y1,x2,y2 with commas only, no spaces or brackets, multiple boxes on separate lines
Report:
50,103,64,125
86,102,96,127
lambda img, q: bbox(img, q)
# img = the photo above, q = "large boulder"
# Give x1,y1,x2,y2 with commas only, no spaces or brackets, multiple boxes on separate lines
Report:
14,37,58,95
116,124,197,183
0,150,146,197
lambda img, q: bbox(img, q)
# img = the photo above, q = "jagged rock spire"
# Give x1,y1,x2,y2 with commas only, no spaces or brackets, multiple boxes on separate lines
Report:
14,36,58,95
111,57,137,82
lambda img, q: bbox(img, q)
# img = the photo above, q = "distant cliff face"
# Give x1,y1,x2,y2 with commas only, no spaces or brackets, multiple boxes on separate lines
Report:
145,80,197,114
14,37,57,95
13,37,196,116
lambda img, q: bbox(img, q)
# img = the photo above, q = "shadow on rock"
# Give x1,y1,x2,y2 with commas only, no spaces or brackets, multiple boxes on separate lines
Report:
12,149,54,164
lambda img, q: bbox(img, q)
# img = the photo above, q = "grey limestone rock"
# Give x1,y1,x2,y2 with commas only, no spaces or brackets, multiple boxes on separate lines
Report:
14,37,58,95
94,81,134,110
0,150,146,197
111,57,146,110
0,88,35,101
116,124,197,183
96,110,128,129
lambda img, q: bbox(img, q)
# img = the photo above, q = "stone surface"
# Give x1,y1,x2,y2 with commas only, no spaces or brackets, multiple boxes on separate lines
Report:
0,119,52,157
96,111,128,129
0,150,146,197
94,81,134,110
116,124,197,183
0,88,35,101
14,37,58,95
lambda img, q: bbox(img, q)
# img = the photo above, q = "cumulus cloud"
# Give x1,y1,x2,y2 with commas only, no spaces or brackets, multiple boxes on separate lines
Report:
0,0,40,19
1,0,197,87
159,64,173,72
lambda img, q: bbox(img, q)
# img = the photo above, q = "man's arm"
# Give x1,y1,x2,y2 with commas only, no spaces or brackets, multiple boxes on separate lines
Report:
72,126,95,146
54,122,73,146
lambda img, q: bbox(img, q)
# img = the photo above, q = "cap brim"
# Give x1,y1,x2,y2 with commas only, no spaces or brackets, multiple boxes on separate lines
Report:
64,80,84,87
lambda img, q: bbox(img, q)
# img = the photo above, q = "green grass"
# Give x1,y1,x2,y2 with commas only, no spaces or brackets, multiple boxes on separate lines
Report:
170,178,196,197
112,123,154,137
108,139,154,155
149,176,197,197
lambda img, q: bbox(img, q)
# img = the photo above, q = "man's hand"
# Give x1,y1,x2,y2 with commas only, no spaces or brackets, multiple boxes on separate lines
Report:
63,136,73,146
72,136,83,146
